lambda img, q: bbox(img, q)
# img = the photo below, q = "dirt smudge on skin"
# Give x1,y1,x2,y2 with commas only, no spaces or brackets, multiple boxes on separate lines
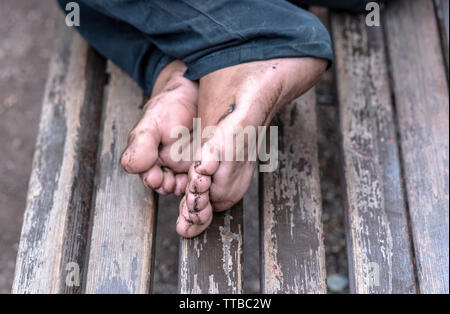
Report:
217,104,236,124
193,194,200,212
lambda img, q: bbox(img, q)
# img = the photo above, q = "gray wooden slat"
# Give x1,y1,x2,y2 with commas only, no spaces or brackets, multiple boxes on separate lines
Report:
435,0,449,70
260,89,327,294
12,18,106,293
84,63,157,294
331,12,416,294
385,0,449,294
179,201,244,294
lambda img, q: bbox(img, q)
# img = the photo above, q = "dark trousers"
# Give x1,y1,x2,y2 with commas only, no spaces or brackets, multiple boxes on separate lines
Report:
58,0,375,93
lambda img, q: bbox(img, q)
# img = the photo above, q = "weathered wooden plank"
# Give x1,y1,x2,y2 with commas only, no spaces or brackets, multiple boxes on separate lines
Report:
260,89,327,294
331,13,416,294
434,0,449,70
84,63,157,294
12,17,106,293
179,201,243,294
385,0,449,294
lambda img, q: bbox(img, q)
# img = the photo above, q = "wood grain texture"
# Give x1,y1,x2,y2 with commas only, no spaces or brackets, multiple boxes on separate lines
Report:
331,13,416,294
179,201,243,294
385,0,449,294
260,89,326,294
12,18,106,293
84,63,157,294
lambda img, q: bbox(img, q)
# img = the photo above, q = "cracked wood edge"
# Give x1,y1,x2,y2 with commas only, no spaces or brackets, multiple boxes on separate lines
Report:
178,201,243,294
385,0,449,294
84,62,157,294
12,16,106,293
331,12,416,294
434,0,449,71
260,89,327,294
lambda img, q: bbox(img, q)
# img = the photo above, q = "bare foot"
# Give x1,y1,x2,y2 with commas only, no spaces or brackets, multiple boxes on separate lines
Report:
176,57,327,237
120,60,197,196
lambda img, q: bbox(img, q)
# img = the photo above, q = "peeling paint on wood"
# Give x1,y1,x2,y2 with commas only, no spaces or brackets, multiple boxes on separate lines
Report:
179,202,243,294
14,2,448,295
260,89,327,294
83,63,157,294
12,15,106,294
385,0,449,294
331,12,416,294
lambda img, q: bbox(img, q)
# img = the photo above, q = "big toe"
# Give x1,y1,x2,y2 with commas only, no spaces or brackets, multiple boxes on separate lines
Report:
121,119,161,174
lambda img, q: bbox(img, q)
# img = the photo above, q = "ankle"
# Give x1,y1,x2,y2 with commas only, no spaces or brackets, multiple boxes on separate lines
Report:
152,60,187,96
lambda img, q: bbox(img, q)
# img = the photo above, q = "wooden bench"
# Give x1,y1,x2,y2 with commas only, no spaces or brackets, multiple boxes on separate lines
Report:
12,0,448,294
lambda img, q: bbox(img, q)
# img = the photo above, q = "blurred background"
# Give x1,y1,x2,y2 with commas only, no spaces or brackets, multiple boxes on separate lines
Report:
0,1,348,294
0,0,57,293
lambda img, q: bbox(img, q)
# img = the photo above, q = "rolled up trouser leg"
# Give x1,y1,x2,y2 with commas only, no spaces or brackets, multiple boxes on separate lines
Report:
79,0,334,83
57,0,175,94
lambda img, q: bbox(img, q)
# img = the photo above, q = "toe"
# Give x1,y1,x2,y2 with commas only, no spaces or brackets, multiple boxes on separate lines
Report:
161,167,176,194
159,142,193,174
141,165,164,190
174,174,188,196
121,117,161,174
176,215,212,238
181,195,213,226
176,198,213,238
188,166,211,194
152,167,176,195
194,141,220,176
186,191,209,212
